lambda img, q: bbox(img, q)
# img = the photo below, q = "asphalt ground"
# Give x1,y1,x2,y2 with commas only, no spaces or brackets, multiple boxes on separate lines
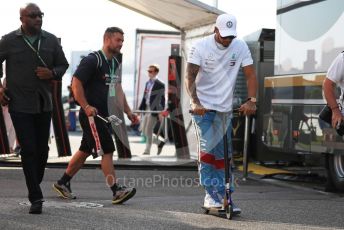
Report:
0,167,344,230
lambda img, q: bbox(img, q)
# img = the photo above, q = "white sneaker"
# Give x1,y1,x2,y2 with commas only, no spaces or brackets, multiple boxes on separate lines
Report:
204,194,222,208
232,203,241,215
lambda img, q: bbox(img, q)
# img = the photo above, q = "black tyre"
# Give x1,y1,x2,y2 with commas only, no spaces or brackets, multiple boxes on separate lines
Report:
201,207,209,214
225,205,233,220
327,153,344,192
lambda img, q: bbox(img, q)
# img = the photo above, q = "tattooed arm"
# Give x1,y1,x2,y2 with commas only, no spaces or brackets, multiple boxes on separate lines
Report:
185,63,206,115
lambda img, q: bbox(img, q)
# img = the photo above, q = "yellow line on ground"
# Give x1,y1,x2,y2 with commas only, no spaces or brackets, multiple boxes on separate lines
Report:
237,162,293,175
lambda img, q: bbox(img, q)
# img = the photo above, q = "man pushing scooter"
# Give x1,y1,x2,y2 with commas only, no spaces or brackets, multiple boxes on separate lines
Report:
185,13,257,216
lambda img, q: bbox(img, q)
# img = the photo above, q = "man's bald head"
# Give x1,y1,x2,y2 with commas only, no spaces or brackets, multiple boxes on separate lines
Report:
20,3,39,17
19,3,43,36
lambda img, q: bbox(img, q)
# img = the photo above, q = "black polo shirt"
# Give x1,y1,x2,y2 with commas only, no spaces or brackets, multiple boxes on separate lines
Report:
73,51,121,117
0,28,69,114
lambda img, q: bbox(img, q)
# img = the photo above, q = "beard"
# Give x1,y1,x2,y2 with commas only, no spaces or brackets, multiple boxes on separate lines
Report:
108,46,121,55
25,24,42,35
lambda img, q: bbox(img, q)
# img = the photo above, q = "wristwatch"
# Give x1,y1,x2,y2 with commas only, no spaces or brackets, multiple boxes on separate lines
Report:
247,97,257,103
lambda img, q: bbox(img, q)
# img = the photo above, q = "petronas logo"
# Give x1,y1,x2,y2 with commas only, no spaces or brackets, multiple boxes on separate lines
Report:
230,53,236,66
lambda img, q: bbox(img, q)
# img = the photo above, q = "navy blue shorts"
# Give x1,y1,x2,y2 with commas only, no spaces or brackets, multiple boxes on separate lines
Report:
78,111,115,157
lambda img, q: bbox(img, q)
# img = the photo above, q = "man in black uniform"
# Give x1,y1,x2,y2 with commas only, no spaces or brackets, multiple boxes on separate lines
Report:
0,3,69,214
53,27,138,204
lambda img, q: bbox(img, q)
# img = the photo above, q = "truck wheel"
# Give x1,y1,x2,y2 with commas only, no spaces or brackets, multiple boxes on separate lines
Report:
327,153,344,192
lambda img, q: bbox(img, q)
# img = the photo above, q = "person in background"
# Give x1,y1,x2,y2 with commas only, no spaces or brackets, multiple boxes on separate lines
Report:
1,77,17,153
185,13,257,214
323,51,344,128
67,85,77,131
0,3,69,214
139,64,166,155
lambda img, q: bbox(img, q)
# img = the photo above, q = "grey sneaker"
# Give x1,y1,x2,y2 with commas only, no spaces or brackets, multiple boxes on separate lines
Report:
112,184,136,204
53,182,76,199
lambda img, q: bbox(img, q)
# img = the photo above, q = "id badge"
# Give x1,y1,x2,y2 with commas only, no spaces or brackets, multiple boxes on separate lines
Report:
109,74,116,97
109,83,116,97
104,74,111,85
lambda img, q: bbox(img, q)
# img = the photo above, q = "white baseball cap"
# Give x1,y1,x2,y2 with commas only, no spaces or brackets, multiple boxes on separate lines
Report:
215,14,237,37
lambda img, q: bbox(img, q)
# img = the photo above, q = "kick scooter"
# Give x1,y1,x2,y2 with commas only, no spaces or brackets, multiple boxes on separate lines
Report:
96,114,122,126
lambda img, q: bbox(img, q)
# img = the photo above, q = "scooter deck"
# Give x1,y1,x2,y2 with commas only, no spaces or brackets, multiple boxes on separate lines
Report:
201,206,226,213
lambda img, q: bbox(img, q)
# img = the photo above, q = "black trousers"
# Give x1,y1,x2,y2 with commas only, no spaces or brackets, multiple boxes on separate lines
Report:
10,111,51,203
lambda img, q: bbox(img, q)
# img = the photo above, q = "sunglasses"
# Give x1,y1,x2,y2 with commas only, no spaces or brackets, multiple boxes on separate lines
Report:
220,35,236,40
147,70,154,73
220,36,236,40
25,12,44,19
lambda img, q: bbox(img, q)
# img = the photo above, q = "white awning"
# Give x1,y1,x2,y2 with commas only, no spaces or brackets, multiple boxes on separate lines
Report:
108,0,224,31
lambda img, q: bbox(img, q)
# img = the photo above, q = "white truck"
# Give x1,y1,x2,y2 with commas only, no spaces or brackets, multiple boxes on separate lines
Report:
133,29,181,110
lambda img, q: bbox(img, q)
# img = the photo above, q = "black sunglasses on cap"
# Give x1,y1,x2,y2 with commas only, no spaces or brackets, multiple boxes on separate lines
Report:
220,35,236,40
25,12,44,19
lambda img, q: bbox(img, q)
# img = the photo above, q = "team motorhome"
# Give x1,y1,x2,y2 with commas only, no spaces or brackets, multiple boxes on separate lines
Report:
248,0,344,191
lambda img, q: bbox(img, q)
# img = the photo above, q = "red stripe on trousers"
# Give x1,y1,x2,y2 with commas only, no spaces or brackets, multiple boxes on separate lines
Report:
200,151,225,169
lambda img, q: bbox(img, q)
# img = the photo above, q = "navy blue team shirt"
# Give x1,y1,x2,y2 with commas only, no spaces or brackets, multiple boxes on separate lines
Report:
73,52,120,117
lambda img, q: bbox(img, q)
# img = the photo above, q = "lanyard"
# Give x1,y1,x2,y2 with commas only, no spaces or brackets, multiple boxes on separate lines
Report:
100,50,121,97
100,50,116,78
22,35,47,67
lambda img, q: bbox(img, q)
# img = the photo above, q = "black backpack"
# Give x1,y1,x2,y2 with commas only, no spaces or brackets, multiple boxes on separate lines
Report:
70,51,103,106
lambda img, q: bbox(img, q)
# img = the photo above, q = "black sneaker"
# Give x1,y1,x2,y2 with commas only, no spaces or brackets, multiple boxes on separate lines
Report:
52,182,76,199
112,184,136,204
157,147,163,155
29,199,43,214
14,146,21,156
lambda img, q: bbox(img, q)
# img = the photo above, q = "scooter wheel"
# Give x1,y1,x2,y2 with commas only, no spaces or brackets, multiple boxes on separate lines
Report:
201,207,210,214
225,205,233,220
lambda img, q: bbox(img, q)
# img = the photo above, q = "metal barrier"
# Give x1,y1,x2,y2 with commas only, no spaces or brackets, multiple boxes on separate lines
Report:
133,110,169,143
